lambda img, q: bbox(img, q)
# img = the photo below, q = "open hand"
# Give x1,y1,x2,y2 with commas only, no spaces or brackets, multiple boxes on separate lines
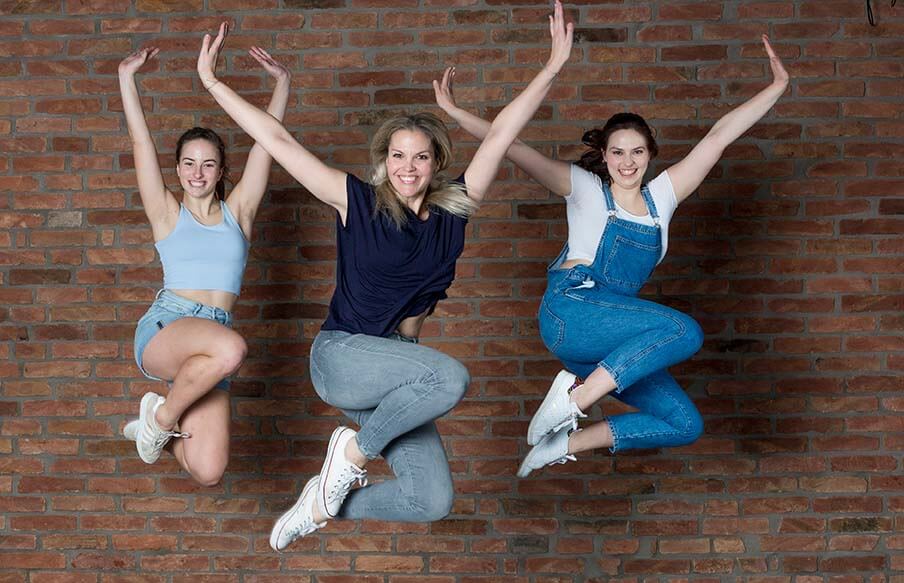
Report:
432,66,458,113
198,22,228,89
119,47,159,77
762,34,789,88
545,0,574,76
249,46,291,83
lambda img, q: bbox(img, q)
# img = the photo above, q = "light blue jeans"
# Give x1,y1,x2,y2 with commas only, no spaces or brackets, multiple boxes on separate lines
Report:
310,329,470,522
539,266,704,452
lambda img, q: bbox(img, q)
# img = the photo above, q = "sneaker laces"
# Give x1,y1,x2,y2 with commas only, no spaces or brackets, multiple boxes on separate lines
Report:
327,465,367,502
547,453,577,467
148,428,190,453
553,402,587,434
285,515,321,540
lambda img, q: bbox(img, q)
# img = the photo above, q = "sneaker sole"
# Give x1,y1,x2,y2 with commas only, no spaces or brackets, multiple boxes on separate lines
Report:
527,370,575,445
318,426,352,519
136,392,161,464
270,477,318,552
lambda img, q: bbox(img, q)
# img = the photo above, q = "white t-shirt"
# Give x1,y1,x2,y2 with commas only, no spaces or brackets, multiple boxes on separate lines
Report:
564,164,678,264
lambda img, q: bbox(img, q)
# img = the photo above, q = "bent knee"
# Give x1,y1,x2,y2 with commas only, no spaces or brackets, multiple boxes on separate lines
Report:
672,313,704,357
188,461,226,487
672,407,704,447
406,482,454,522
432,358,470,409
213,333,247,377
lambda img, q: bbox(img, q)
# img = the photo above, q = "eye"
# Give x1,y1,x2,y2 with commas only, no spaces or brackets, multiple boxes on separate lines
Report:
417,154,429,160
392,152,403,158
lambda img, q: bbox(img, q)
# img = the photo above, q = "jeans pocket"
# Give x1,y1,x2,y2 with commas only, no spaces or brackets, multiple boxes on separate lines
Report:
538,300,566,353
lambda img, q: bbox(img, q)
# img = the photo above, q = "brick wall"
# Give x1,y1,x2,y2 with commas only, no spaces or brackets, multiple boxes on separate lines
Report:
1,0,903,580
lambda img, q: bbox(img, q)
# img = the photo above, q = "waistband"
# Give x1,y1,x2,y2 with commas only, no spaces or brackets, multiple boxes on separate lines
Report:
154,289,233,321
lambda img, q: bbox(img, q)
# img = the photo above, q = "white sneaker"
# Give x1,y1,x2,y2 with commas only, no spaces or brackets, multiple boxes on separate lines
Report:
122,419,140,441
317,426,367,519
135,392,189,464
270,475,326,551
517,425,576,478
527,369,586,445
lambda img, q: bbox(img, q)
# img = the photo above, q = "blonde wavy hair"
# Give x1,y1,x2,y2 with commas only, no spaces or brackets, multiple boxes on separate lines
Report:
369,113,477,229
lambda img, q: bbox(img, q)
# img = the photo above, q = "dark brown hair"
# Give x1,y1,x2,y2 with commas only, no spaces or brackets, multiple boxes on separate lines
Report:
576,113,658,182
175,127,229,200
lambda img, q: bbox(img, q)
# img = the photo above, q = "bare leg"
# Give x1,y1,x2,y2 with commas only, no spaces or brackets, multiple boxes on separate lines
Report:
138,317,245,484
141,318,246,430
568,420,613,454
568,366,618,412
169,388,230,486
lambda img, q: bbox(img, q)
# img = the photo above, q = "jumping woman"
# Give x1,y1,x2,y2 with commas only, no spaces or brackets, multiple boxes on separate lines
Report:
435,35,789,477
196,2,573,549
119,41,290,485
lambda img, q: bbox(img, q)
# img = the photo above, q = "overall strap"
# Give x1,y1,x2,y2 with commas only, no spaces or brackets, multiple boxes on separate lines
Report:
601,181,618,219
640,184,660,227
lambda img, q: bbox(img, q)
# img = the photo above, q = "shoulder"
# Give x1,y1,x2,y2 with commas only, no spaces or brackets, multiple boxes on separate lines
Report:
346,172,373,193
646,170,678,216
346,173,376,208
567,164,602,200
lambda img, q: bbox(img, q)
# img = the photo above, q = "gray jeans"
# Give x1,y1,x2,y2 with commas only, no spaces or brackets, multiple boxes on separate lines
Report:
310,329,470,522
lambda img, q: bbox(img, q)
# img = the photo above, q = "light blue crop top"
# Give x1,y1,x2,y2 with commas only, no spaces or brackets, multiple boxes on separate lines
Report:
155,202,249,295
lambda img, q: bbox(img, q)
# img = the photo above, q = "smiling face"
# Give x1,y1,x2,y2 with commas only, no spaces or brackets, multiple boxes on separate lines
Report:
385,129,437,206
175,138,223,199
603,129,651,192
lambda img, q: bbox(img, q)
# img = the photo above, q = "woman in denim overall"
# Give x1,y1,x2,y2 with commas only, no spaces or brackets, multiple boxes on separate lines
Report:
436,35,789,475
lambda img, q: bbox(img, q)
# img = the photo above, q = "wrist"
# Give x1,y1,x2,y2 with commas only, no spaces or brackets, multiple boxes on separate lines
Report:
202,77,220,90
541,64,560,79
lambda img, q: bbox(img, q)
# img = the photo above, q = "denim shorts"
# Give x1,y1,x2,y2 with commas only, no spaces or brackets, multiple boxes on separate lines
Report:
133,289,234,391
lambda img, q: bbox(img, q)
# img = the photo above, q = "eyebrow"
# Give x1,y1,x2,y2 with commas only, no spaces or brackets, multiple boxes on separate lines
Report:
181,157,219,163
391,149,431,155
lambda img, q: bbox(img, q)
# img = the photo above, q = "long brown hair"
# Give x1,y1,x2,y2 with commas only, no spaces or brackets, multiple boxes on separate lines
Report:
369,113,476,229
175,127,229,200
576,113,658,182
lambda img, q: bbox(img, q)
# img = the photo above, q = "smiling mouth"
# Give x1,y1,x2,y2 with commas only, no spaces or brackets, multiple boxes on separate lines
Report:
397,176,418,185
618,168,638,176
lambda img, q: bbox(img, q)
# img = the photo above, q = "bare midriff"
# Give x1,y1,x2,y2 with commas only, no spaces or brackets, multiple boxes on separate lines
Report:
169,289,238,312
397,309,429,339
559,258,593,270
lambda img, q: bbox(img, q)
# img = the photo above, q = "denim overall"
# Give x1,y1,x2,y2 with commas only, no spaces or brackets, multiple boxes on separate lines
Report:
538,181,704,452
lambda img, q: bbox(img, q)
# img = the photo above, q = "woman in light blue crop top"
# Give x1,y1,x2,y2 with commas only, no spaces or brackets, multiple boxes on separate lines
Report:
118,41,291,486
197,6,573,550
436,36,789,477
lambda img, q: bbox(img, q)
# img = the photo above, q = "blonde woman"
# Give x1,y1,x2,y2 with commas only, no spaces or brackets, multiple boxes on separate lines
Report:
196,3,573,549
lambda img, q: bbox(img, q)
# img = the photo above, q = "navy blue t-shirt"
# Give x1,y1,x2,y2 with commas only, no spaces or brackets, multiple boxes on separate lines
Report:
321,173,469,337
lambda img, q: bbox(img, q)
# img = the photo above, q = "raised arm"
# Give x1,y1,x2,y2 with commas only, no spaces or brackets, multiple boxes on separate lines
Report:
118,48,179,236
226,46,292,236
198,23,347,216
666,35,790,203
434,67,571,197
460,0,573,203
